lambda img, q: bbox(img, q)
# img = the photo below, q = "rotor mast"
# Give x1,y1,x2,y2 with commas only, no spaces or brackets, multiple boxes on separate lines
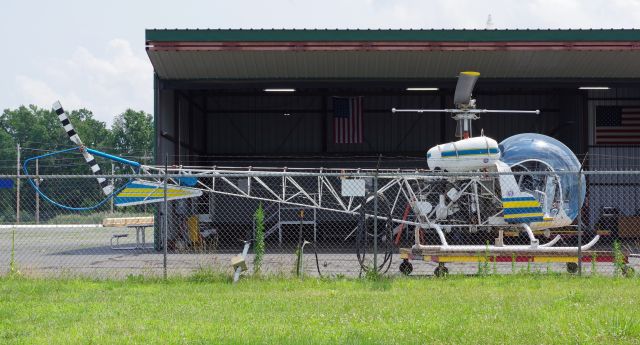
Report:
392,71,540,139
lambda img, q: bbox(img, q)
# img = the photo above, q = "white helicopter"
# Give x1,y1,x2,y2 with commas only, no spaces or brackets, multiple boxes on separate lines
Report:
23,72,598,275
392,71,597,253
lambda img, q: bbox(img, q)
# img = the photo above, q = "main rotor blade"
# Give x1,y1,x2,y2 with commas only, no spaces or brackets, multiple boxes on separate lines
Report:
453,71,480,106
53,101,113,196
54,101,83,146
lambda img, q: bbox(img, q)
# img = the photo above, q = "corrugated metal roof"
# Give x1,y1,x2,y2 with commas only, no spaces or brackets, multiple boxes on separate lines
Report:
146,29,640,42
148,50,640,80
145,29,640,80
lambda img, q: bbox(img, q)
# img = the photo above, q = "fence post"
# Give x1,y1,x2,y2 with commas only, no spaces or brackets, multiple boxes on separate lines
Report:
35,158,40,224
110,163,114,214
16,143,20,224
163,155,168,279
373,174,378,273
577,170,583,276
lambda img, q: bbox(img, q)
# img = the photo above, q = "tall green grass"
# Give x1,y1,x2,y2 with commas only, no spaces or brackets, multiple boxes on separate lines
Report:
1,275,639,344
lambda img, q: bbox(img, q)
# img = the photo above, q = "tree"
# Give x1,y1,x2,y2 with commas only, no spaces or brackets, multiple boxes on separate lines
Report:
0,105,153,173
109,109,153,161
0,127,15,174
68,108,111,150
0,105,63,149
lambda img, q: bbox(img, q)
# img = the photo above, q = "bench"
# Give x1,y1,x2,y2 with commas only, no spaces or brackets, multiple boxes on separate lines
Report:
103,216,154,250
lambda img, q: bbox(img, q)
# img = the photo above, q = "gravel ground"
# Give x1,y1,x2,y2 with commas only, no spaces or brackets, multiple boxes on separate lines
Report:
1,225,638,278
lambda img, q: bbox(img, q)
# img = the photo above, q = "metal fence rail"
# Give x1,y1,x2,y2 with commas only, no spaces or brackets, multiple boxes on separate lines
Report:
0,170,639,278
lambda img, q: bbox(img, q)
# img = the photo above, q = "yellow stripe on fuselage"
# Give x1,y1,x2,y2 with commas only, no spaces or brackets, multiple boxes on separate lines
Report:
118,192,190,198
118,188,192,198
503,200,541,208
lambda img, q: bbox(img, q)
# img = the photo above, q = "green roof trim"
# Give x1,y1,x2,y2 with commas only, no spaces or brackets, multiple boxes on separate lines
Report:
146,29,640,42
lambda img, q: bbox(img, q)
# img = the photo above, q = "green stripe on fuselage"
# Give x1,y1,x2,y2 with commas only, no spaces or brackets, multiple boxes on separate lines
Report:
440,148,499,158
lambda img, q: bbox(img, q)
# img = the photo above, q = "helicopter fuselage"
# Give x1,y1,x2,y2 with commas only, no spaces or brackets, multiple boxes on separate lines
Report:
426,136,500,172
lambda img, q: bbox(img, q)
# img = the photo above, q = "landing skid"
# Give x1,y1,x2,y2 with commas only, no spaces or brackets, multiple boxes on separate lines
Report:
413,223,601,253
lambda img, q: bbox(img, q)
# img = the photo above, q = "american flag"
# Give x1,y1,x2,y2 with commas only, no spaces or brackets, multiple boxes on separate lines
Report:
595,106,640,145
333,96,363,144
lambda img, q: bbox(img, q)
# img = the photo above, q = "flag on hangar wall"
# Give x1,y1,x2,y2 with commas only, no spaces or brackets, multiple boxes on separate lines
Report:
595,106,640,145
333,96,363,144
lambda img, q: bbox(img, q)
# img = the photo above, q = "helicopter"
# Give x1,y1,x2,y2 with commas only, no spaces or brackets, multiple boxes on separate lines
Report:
391,71,596,253
23,72,598,267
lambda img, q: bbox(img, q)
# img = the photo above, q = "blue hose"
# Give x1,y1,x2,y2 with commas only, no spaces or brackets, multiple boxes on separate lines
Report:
22,147,133,211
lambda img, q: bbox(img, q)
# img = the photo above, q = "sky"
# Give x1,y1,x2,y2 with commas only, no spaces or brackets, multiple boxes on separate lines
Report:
1,0,639,125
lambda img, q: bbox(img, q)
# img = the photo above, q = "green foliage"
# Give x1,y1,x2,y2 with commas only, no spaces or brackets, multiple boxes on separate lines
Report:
68,108,111,149
0,128,14,174
109,109,153,159
253,203,265,274
363,268,383,281
613,240,626,277
477,241,491,276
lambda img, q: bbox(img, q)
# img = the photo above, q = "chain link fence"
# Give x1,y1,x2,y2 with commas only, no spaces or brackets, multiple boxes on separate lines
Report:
0,170,639,279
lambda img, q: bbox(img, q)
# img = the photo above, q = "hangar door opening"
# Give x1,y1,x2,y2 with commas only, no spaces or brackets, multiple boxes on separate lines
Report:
156,85,583,169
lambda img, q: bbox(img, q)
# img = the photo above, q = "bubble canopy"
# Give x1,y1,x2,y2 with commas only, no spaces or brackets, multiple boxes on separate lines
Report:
499,133,585,221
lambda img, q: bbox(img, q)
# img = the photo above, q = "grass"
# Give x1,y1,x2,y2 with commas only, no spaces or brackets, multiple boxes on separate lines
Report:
1,275,640,344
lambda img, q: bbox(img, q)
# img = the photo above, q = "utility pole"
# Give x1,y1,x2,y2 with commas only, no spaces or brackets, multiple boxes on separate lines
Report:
35,158,40,224
16,144,20,224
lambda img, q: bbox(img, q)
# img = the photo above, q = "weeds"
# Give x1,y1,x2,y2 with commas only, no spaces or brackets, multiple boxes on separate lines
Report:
613,240,625,277
477,241,491,276
253,203,265,275
8,228,20,277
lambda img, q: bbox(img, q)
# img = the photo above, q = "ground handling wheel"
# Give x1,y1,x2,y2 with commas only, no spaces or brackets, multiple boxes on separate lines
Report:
566,262,578,274
434,263,449,277
399,259,413,275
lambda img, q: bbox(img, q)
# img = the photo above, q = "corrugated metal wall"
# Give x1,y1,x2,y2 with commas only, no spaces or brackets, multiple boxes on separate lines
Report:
585,87,640,227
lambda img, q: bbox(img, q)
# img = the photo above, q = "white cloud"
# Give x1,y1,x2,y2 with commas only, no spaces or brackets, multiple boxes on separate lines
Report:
15,39,152,125
16,75,84,110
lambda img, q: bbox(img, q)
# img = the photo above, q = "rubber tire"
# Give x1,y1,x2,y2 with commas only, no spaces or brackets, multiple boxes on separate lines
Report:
566,262,578,274
434,265,449,277
622,265,635,277
399,260,413,275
